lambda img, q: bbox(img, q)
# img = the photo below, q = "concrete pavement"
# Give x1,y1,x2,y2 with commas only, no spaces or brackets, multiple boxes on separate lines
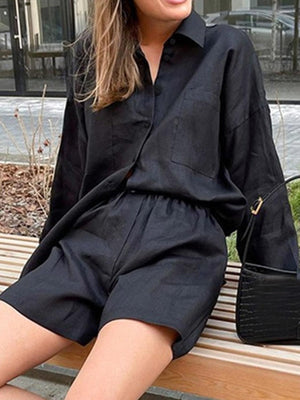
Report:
8,364,211,400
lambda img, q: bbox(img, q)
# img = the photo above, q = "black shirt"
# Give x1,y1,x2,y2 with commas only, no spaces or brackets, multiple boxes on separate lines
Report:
20,10,298,278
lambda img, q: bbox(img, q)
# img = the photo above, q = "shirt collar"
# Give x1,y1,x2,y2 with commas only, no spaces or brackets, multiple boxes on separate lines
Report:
174,9,206,48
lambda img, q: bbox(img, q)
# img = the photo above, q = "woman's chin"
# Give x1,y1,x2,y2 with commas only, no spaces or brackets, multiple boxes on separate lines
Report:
161,1,192,21
135,0,192,23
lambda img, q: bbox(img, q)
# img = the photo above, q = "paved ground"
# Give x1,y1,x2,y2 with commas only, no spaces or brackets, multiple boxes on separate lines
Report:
264,76,300,102
8,364,212,400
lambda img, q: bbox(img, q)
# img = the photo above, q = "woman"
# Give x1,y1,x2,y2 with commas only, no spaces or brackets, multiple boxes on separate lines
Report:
0,1,298,399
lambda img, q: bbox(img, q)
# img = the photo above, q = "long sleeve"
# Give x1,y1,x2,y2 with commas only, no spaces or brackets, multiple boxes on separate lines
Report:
39,43,88,243
220,29,299,271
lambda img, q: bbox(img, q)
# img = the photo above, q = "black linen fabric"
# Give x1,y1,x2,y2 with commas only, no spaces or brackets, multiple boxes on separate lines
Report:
20,9,298,278
0,190,228,359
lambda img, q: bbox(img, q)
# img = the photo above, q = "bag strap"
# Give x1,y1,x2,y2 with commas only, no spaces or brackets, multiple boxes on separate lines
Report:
240,174,300,277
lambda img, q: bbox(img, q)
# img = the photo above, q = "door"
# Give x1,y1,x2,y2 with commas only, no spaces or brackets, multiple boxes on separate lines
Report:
0,0,75,96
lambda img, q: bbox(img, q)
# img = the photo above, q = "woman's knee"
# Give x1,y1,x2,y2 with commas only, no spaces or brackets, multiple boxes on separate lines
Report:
64,319,179,400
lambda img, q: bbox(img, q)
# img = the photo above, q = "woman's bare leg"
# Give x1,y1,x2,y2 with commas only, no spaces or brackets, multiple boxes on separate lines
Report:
0,300,75,399
0,384,46,399
65,318,179,400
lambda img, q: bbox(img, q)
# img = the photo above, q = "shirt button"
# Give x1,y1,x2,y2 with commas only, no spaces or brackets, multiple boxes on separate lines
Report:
154,85,162,96
169,38,176,46
164,54,171,62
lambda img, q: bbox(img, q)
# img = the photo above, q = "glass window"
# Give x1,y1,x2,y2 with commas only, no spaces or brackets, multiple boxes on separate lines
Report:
74,0,92,36
0,0,14,90
0,0,10,50
37,0,63,44
228,13,252,27
257,0,273,7
196,0,300,102
256,15,273,28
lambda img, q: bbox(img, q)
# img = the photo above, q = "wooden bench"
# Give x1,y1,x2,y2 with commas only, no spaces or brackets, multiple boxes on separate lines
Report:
1,232,300,400
27,50,64,77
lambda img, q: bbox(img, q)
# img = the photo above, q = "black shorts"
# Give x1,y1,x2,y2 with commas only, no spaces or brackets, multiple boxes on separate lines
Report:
0,189,228,360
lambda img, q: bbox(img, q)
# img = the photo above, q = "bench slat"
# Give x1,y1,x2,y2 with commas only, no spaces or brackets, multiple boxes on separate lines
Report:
0,264,24,274
0,269,21,278
202,328,300,354
206,318,236,331
156,355,300,400
0,233,39,243
213,302,236,313
0,261,26,269
219,287,238,297
221,281,238,289
224,266,241,273
0,284,9,292
216,294,236,305
0,244,36,255
197,337,300,365
190,346,300,375
224,276,239,284
0,276,18,285
211,309,235,322
202,327,240,341
0,237,38,249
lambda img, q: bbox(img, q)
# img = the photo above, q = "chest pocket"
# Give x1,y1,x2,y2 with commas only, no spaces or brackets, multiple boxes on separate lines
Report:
171,87,220,179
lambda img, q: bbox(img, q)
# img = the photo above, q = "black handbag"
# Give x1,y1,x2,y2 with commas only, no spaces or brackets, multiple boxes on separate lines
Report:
236,174,300,344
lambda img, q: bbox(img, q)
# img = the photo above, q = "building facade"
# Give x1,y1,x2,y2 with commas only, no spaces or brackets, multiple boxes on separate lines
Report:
0,0,298,100
0,0,90,96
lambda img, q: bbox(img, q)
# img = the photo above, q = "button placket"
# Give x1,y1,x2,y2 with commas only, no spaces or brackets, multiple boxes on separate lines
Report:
125,86,155,184
154,85,162,96
169,37,176,46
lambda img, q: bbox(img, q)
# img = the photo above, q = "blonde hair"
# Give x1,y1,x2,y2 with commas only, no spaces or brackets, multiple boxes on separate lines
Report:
73,0,142,112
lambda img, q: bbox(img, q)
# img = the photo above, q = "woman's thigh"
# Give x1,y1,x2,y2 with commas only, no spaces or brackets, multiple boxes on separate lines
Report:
65,318,179,400
0,300,74,387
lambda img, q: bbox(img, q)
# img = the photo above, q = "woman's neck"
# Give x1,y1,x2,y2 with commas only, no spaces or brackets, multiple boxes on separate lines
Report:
137,15,181,47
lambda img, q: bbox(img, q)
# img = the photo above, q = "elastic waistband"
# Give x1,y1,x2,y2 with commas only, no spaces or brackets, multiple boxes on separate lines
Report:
123,187,210,209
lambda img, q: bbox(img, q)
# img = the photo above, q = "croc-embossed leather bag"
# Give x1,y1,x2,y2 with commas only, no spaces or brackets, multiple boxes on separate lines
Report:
236,174,300,344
